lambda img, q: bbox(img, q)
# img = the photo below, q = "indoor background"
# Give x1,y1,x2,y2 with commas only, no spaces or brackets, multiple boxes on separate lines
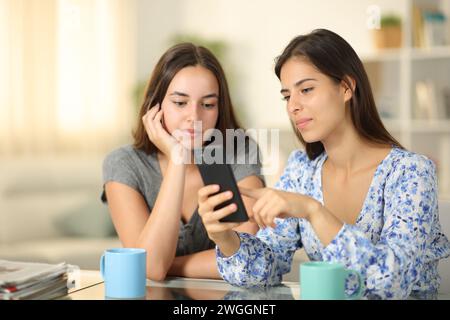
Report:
1,0,449,291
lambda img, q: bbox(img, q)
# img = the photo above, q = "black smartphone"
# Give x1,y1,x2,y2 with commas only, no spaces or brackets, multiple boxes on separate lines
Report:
197,162,249,223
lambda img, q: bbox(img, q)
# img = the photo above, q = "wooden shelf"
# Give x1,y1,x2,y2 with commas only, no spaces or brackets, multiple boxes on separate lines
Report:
361,46,450,63
410,120,450,133
360,49,402,63
381,119,450,133
411,46,450,60
363,1,450,198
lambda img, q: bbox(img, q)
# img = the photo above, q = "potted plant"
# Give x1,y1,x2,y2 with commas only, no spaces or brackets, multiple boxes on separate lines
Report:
373,14,403,49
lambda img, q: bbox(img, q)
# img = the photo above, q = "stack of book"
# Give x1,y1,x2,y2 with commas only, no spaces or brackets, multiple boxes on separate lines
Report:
414,80,438,120
0,260,77,300
413,5,448,48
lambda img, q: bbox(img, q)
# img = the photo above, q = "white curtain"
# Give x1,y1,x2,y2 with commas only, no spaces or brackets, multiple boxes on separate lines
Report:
0,0,136,155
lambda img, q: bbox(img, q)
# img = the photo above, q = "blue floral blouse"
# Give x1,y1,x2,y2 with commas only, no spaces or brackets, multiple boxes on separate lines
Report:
216,147,450,299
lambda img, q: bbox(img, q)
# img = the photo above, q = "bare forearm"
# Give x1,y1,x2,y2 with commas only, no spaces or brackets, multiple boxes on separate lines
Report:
288,194,343,247
307,205,343,247
136,160,185,278
167,249,222,279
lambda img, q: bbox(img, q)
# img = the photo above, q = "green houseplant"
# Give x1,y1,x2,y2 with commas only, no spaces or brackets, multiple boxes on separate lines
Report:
373,14,403,49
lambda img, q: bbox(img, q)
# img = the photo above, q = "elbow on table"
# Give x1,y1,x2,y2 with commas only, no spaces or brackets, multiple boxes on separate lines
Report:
146,266,168,282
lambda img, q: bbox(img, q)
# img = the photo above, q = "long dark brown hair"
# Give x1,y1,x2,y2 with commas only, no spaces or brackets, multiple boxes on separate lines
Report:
133,43,241,154
275,29,403,160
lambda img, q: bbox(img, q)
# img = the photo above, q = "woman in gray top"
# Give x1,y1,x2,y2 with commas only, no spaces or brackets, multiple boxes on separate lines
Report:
102,43,264,281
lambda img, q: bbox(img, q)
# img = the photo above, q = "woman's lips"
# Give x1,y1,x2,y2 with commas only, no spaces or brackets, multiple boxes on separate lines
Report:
183,129,202,137
296,118,312,129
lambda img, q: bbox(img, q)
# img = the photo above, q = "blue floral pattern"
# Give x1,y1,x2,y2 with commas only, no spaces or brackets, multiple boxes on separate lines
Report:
216,148,450,299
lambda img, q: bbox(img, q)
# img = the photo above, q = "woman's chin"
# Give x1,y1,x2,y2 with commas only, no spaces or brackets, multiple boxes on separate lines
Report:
180,140,203,150
300,132,322,144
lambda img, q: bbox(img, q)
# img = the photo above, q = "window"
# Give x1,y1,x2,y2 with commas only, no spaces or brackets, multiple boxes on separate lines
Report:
0,0,136,155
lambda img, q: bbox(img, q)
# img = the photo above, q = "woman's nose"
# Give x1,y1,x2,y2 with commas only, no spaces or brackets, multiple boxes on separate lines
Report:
186,103,201,122
287,94,302,114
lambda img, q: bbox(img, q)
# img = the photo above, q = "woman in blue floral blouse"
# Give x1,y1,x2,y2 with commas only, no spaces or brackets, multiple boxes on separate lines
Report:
197,29,450,299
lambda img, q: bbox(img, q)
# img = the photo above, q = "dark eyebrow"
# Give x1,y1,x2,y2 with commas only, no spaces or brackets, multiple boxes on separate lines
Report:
202,93,219,99
280,78,317,94
169,92,219,99
170,91,189,97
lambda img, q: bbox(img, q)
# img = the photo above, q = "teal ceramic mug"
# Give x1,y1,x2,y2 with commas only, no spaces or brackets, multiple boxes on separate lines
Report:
300,261,364,300
100,248,147,299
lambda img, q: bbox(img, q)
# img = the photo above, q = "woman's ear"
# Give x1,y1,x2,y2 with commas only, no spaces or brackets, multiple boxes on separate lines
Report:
341,75,356,103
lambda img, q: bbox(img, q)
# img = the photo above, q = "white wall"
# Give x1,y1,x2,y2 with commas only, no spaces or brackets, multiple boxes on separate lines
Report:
136,0,407,128
135,0,184,81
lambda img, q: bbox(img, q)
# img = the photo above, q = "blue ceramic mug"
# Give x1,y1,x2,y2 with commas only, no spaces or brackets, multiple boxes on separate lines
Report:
100,248,147,299
300,261,364,300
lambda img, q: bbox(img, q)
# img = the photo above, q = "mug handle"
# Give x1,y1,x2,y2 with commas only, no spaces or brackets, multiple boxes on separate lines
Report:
344,269,364,300
100,254,106,279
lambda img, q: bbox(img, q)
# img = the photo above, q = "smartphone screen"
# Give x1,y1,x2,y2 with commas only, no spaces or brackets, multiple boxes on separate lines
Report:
197,162,249,223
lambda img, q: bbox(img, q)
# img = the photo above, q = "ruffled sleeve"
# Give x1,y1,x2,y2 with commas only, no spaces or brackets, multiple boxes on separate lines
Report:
216,151,304,287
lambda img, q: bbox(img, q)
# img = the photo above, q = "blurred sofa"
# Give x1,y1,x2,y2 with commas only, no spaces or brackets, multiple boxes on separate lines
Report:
0,156,121,270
